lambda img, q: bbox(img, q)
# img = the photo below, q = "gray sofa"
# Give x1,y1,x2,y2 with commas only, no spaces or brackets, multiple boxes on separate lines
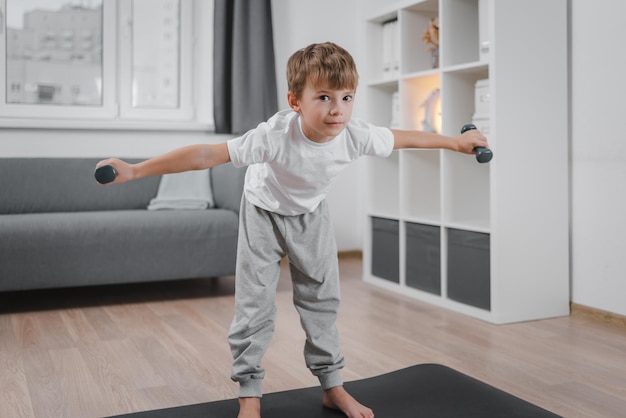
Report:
0,158,246,292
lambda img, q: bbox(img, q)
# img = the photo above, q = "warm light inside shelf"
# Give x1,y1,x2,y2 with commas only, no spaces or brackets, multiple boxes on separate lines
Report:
422,89,442,134
435,93,442,134
402,73,440,132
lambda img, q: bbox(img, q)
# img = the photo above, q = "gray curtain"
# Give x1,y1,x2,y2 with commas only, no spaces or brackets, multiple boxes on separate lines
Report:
214,0,278,134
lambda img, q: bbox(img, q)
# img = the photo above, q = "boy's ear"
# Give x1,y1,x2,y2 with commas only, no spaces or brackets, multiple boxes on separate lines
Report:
287,91,300,112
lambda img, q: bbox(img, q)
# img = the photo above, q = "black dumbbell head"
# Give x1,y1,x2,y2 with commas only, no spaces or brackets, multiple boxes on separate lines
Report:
94,165,117,184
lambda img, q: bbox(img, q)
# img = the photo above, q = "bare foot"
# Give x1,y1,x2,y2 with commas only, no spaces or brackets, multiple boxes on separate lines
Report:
237,397,261,418
322,386,374,418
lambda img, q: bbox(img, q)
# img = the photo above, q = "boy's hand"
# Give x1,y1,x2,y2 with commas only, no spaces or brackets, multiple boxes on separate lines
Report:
95,158,133,185
455,129,489,154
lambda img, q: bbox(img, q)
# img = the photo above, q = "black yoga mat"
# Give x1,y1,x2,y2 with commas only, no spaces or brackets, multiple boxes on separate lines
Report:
108,364,561,418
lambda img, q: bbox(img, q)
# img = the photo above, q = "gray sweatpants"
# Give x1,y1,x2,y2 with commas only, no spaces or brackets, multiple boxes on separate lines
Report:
228,195,344,398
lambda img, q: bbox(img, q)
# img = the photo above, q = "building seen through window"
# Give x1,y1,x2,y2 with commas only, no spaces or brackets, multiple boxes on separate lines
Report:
6,0,103,106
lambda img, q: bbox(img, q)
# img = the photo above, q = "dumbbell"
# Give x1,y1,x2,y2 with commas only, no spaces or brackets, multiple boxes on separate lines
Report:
94,164,117,184
461,123,493,163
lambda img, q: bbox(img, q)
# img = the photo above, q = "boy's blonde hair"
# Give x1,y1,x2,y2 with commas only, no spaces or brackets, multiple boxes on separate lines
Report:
287,42,359,99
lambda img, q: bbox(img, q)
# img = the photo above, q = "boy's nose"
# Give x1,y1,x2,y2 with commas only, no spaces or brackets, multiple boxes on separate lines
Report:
330,106,342,116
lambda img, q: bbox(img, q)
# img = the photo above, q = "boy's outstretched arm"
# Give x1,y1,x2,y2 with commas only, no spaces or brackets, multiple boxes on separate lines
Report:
96,142,231,185
391,128,488,154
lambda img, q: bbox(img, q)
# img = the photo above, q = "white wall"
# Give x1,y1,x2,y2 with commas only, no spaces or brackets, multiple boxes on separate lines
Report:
570,0,626,316
271,0,363,251
0,129,231,158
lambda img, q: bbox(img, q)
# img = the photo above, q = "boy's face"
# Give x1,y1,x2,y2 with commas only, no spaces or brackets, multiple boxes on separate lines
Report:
288,82,355,143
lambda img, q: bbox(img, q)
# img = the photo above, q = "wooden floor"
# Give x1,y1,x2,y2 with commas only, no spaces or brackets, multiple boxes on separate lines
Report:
1,256,625,418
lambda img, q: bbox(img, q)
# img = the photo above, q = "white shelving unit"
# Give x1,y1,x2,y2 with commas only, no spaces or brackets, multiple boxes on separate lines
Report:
362,0,570,324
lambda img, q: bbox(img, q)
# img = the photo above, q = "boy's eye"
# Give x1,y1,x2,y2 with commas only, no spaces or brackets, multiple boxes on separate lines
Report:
317,94,353,102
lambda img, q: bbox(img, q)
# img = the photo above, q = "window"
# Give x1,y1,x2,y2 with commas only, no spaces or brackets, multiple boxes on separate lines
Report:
0,0,213,129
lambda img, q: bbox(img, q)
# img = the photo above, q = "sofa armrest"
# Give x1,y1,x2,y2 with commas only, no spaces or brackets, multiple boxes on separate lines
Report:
210,164,246,214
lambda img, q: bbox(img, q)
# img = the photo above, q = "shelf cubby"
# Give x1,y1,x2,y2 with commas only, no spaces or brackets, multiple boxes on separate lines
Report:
440,0,481,67
446,228,490,310
401,74,440,132
366,151,400,218
399,0,439,74
440,67,488,136
442,150,490,231
370,216,400,284
405,222,441,295
400,150,440,223
365,12,399,83
365,81,398,128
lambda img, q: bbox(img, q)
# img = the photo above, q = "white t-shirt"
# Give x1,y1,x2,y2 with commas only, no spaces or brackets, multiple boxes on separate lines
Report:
227,110,394,216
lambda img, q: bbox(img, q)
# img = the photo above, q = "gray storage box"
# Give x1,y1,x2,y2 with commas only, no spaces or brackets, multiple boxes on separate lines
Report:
371,217,399,283
406,222,441,295
447,228,491,310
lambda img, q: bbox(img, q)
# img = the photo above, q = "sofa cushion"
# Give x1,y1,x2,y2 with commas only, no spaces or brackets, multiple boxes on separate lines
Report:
0,209,239,291
0,158,160,214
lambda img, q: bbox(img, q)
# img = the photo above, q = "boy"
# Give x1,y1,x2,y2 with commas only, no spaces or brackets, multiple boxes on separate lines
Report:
97,42,488,418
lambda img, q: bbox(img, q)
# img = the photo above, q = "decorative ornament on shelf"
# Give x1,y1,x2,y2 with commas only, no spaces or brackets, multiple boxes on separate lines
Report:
419,88,440,133
422,17,439,68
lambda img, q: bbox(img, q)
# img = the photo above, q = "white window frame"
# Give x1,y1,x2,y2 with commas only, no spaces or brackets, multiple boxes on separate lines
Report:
0,0,214,130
